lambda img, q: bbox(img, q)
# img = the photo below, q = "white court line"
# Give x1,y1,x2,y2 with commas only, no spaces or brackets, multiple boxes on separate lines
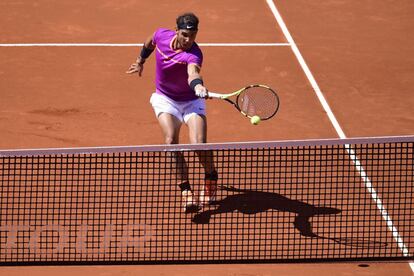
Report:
266,0,346,139
266,0,412,267
0,43,290,47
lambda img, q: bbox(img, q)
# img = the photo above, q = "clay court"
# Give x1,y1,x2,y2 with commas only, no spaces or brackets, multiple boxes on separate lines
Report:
0,0,413,275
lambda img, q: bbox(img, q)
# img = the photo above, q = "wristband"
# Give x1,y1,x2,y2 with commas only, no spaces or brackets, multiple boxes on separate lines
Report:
190,78,204,91
140,46,154,60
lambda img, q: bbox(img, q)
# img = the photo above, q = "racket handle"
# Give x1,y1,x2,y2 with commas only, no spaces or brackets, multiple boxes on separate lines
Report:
207,92,224,99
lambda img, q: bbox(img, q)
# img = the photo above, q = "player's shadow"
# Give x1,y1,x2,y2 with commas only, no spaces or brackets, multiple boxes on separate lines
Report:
192,185,341,238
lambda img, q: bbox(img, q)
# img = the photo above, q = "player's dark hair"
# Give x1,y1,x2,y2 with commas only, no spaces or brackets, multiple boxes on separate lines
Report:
176,12,199,31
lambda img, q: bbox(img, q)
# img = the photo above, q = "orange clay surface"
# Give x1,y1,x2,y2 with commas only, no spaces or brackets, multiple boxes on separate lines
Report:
0,0,413,275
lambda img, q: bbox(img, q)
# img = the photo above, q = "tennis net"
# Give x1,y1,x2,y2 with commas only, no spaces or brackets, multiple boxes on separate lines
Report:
0,136,413,265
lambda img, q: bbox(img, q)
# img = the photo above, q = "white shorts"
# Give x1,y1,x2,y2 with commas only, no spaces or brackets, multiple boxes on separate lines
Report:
150,93,206,123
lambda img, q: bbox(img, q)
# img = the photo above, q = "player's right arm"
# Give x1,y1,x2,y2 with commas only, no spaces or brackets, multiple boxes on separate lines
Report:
126,35,155,76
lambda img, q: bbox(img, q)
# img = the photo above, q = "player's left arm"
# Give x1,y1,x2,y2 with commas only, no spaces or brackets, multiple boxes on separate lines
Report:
188,63,208,98
126,35,155,76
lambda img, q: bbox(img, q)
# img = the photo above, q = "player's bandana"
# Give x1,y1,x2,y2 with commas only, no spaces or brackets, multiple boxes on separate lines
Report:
177,21,198,31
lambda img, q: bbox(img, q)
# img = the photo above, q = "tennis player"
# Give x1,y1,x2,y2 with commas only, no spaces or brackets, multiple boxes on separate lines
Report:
127,13,218,213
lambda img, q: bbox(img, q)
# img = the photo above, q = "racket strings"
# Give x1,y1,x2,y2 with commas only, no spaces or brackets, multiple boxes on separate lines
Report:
237,87,279,119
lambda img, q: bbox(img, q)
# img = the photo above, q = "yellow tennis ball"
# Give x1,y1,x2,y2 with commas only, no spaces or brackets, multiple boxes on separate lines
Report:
250,115,261,125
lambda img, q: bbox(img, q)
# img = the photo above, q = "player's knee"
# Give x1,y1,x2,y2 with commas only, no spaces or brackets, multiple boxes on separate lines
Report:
192,134,205,144
165,135,178,145
197,134,206,143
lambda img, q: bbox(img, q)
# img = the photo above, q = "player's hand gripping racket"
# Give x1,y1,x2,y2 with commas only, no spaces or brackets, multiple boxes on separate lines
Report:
208,84,280,121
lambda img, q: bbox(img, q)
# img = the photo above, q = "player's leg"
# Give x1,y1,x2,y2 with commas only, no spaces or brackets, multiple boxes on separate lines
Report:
157,112,182,144
157,113,199,212
157,112,187,180
186,113,218,205
151,93,199,212
151,93,186,180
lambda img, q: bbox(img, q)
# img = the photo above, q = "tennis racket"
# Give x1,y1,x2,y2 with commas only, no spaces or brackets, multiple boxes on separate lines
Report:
208,84,280,120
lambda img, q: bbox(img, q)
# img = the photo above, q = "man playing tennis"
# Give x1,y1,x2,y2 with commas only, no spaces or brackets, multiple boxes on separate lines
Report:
127,13,217,213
